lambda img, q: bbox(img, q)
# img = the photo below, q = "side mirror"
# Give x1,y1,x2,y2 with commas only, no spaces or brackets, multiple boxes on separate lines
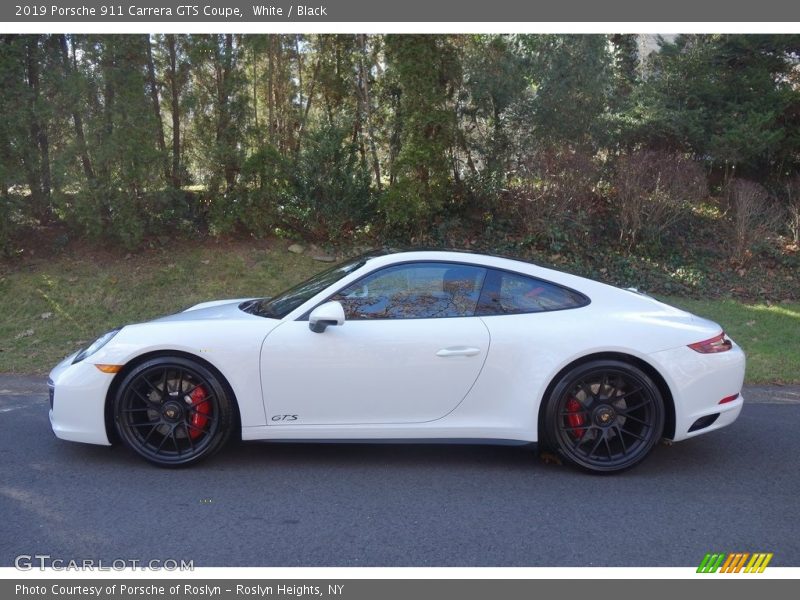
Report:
308,301,345,333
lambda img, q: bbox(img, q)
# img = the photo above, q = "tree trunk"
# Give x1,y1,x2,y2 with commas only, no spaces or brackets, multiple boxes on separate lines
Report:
59,34,95,184
358,34,382,191
252,40,258,131
296,35,303,130
267,36,275,142
165,34,182,189
218,34,238,192
146,34,170,183
100,39,115,184
24,35,51,220
296,38,323,157
275,38,285,152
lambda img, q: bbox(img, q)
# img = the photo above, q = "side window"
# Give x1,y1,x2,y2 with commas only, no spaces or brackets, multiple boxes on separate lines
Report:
477,269,588,315
332,263,487,319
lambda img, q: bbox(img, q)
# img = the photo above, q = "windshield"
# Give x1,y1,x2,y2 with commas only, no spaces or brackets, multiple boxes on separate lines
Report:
243,254,376,319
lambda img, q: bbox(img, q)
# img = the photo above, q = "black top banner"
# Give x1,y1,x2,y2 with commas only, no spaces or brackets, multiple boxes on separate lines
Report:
4,0,800,22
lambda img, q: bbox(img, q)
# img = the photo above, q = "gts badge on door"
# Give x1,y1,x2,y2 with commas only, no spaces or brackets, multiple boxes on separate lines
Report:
271,414,298,422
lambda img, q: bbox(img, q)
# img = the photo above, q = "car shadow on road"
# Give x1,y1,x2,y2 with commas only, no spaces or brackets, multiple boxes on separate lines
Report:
48,432,744,480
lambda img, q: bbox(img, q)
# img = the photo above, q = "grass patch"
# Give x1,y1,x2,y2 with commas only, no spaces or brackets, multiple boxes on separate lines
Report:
0,241,325,374
662,296,800,384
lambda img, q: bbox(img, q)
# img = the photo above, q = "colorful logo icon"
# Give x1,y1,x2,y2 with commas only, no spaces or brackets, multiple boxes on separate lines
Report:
697,552,773,573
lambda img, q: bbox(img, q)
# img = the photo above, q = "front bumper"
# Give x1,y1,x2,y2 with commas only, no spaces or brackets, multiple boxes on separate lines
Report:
648,341,746,442
48,353,113,446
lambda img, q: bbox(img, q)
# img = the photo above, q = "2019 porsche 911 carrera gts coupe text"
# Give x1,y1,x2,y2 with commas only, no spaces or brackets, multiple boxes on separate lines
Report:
49,250,745,472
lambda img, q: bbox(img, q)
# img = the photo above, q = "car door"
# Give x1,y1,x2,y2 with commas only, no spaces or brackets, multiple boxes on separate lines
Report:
259,262,491,425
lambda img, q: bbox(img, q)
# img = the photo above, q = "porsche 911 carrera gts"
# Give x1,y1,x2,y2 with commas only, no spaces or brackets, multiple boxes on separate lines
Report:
48,249,745,472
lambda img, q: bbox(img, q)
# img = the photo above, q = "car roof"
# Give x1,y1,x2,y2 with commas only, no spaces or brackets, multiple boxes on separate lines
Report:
362,246,547,268
362,246,568,274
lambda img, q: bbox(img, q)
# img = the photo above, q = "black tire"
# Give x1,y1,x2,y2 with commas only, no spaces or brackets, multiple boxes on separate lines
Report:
543,359,664,473
113,356,233,467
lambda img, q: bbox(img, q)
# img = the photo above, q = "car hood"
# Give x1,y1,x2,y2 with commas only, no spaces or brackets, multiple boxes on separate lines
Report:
151,298,263,323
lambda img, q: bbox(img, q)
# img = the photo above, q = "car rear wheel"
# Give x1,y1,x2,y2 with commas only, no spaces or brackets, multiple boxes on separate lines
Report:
544,359,664,473
113,357,233,467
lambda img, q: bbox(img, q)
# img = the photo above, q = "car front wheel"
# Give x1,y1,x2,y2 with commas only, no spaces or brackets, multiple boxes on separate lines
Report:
544,359,665,473
113,356,233,467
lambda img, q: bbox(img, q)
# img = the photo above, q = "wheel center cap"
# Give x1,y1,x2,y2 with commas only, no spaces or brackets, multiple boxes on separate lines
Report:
162,401,183,422
594,405,616,427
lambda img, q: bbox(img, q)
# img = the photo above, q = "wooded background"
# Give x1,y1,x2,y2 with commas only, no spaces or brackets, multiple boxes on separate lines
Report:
2,34,800,265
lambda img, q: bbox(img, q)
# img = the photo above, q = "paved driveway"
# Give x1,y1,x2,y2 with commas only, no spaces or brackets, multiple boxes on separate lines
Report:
1,376,798,567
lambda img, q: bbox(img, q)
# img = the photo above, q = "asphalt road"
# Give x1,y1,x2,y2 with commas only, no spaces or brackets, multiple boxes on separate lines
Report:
1,376,798,567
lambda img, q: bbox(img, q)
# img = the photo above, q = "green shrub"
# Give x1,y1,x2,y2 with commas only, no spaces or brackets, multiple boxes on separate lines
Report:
287,123,374,243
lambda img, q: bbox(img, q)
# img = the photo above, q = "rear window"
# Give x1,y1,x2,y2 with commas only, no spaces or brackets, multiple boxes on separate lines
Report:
477,269,588,315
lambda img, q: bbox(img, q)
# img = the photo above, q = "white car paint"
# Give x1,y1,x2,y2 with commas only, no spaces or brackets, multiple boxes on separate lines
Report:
48,250,745,460
261,316,490,425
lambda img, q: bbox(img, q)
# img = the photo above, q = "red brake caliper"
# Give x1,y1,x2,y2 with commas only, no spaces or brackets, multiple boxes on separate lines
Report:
188,386,210,440
565,397,586,438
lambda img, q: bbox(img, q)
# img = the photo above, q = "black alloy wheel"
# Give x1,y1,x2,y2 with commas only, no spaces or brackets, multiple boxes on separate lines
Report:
113,357,233,467
544,359,665,473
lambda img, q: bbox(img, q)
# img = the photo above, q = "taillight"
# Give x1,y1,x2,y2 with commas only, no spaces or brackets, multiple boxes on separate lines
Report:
688,332,732,354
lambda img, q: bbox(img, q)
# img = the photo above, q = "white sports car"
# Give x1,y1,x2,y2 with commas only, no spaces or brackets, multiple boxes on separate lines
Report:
48,249,745,472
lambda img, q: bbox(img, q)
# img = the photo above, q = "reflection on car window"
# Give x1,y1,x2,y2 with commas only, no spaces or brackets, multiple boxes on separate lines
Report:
332,263,487,319
477,270,587,315
248,257,369,319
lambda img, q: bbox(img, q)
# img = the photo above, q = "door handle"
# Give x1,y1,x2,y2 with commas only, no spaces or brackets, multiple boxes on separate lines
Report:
436,347,481,358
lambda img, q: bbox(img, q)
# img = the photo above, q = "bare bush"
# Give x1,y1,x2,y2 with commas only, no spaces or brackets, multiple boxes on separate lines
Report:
726,179,783,264
614,150,707,246
779,176,800,246
513,148,599,243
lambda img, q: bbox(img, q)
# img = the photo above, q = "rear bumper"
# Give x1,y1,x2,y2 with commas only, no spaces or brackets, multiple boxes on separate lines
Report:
648,342,746,442
48,353,112,446
680,393,743,439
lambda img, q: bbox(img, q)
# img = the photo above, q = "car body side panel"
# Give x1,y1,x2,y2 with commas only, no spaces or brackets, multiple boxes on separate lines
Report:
452,311,685,442
76,318,281,429
647,341,746,441
442,305,736,443
49,352,112,445
259,317,491,425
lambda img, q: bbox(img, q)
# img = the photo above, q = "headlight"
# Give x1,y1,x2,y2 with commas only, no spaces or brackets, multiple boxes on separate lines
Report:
73,328,121,364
